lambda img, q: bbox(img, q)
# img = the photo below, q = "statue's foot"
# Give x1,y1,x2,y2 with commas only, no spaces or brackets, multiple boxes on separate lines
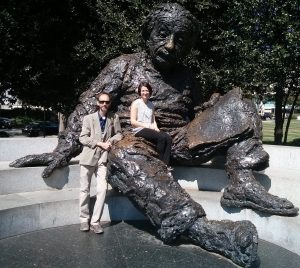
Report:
188,218,259,267
221,181,299,216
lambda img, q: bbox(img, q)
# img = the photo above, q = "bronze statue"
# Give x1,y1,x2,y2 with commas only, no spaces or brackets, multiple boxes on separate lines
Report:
10,3,298,267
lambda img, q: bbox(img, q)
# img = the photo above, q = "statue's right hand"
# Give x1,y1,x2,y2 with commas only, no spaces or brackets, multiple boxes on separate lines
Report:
9,152,68,178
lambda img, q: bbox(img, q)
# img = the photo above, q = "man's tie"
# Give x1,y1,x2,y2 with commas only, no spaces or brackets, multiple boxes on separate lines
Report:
100,117,106,132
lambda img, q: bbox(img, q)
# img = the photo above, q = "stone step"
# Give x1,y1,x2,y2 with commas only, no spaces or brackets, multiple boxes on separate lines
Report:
0,137,58,161
1,137,299,258
0,187,146,240
1,161,299,205
2,137,300,168
0,161,84,195
0,188,299,256
174,166,300,203
188,190,300,257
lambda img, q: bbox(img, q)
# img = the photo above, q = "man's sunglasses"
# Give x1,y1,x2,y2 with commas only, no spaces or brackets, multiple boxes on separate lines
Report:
99,100,111,104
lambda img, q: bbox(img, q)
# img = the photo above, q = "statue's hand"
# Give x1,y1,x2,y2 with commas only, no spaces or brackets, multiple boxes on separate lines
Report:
9,152,68,178
195,92,221,114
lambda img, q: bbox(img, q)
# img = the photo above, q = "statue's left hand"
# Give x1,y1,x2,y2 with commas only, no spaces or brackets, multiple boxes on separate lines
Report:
195,92,221,114
9,152,69,178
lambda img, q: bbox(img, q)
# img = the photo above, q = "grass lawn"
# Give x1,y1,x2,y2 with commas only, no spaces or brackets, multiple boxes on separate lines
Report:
262,119,300,146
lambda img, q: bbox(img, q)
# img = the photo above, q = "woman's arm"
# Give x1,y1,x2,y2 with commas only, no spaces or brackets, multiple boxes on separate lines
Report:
151,112,160,132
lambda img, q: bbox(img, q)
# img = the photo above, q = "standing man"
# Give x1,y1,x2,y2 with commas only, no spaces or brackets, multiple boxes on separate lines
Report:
79,92,122,234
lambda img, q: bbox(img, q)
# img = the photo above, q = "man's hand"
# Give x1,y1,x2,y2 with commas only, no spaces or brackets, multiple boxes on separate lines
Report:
97,141,112,151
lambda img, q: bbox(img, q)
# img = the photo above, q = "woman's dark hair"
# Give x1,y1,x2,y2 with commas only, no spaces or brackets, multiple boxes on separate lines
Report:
138,81,153,96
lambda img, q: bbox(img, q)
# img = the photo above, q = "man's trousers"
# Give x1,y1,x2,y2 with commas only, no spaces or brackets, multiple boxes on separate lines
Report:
79,161,107,225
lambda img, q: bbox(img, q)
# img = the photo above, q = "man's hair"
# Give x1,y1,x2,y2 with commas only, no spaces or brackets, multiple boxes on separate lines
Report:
96,92,111,101
142,3,199,43
138,81,153,96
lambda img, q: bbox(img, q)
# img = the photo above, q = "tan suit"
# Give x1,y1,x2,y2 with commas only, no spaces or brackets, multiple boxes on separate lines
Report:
79,111,122,225
79,111,122,166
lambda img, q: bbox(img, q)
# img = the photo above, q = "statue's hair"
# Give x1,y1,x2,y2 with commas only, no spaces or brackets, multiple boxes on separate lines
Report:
142,3,199,43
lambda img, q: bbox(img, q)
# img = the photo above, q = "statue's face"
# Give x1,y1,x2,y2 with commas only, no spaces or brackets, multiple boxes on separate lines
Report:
148,19,193,71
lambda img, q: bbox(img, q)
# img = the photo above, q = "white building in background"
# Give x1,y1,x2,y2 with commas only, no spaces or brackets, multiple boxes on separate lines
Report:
0,100,23,110
263,102,275,114
0,90,22,110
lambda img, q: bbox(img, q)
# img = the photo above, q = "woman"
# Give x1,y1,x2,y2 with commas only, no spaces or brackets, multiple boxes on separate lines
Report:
130,81,172,166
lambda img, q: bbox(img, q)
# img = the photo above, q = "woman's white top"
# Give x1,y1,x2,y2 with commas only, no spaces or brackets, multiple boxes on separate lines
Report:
132,98,154,134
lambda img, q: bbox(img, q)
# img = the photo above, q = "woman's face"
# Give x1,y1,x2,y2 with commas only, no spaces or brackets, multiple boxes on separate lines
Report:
140,86,150,100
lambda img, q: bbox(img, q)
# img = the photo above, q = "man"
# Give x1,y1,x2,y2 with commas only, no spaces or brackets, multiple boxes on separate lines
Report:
10,3,298,267
78,92,122,233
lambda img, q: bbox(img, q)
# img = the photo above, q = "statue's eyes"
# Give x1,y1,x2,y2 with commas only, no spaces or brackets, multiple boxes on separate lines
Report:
175,34,184,43
158,30,168,38
179,37,185,42
175,35,185,44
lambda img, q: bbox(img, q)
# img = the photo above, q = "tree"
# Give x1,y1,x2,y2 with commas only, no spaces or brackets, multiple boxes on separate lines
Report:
214,0,299,144
0,0,224,114
2,0,298,145
0,0,151,114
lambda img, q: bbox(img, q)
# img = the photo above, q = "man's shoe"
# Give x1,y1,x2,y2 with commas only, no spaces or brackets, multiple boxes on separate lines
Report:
80,222,90,232
90,224,104,234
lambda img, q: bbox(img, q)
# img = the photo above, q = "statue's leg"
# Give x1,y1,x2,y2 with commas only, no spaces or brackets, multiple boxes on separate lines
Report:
179,88,298,216
108,135,259,267
221,137,299,216
108,135,205,242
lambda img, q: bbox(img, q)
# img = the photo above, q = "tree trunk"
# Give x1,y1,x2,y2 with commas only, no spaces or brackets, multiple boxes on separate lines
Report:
274,86,284,144
282,88,290,122
283,91,299,144
58,112,66,133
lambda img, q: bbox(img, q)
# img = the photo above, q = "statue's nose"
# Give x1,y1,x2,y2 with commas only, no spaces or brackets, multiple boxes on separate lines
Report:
165,34,175,51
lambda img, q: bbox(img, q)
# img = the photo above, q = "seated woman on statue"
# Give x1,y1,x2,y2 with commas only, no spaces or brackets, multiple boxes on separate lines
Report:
130,81,172,166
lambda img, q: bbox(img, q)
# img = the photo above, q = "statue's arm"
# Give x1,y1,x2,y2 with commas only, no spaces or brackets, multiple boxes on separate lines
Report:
10,56,129,178
194,92,221,115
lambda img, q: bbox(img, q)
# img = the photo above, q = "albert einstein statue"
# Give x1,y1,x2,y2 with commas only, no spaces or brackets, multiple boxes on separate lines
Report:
11,3,298,267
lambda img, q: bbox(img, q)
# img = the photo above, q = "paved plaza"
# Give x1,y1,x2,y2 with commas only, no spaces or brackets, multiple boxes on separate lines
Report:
0,221,300,268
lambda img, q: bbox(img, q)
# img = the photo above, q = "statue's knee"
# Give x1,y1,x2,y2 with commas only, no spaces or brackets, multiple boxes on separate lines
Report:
157,204,205,243
226,139,269,170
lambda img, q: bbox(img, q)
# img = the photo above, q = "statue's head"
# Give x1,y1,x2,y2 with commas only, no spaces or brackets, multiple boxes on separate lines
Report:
142,3,199,71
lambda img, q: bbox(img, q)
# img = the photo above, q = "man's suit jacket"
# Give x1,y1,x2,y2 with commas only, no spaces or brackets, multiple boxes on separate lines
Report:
79,111,122,166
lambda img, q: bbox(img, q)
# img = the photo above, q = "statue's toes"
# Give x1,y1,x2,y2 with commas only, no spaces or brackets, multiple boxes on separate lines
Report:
233,221,259,267
235,221,257,250
271,196,293,209
270,196,299,215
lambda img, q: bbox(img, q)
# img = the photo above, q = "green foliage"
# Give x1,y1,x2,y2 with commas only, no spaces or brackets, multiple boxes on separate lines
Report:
0,0,299,146
15,116,34,126
262,119,300,146
0,0,223,113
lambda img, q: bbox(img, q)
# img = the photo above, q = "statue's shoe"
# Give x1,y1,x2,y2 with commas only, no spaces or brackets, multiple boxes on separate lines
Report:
188,218,259,268
221,181,299,216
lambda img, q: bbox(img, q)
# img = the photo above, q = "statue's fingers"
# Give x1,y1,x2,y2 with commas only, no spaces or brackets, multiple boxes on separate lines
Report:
41,155,66,178
42,160,59,178
9,156,29,167
9,153,55,168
